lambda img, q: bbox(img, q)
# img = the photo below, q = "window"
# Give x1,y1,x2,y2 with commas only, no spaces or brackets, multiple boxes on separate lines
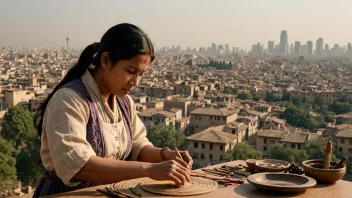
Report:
210,143,213,150
202,143,205,149
218,117,220,121
223,117,226,121
209,154,213,160
220,155,223,161
263,146,267,151
201,153,205,159
298,144,301,150
264,138,267,144
291,144,295,148
350,139,352,145
232,129,236,134
284,144,286,148
199,116,201,121
341,138,345,144
220,145,223,150
194,142,198,148
349,148,352,153
339,147,343,152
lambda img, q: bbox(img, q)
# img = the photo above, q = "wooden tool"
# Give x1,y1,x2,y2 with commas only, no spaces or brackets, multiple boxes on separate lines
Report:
323,141,332,169
202,169,229,177
333,157,348,169
174,147,184,161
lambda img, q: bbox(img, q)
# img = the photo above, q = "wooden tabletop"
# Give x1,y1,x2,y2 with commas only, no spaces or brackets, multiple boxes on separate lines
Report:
41,160,352,198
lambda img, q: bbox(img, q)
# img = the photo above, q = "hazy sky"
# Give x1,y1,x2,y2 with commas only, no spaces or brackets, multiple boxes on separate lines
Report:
1,0,351,50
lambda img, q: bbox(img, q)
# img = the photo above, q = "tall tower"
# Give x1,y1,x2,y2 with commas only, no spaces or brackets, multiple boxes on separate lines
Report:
66,35,69,51
307,41,313,56
315,38,324,55
279,30,288,54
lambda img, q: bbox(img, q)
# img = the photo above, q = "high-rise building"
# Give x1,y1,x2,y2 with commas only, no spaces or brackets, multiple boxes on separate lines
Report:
268,41,274,54
212,43,217,54
325,44,330,55
279,30,288,54
294,41,301,55
307,41,313,55
290,44,294,55
348,43,352,56
316,38,324,55
301,44,307,55
225,44,229,55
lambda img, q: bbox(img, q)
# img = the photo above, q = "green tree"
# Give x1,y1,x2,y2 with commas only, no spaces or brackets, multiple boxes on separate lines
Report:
314,96,324,106
16,136,44,186
180,81,186,86
269,144,308,164
147,125,185,149
253,95,262,101
338,96,349,103
0,137,18,197
237,92,253,100
223,87,233,94
1,105,37,148
329,102,352,115
304,140,337,161
282,107,301,127
265,92,275,102
290,96,302,106
215,83,220,90
224,144,262,161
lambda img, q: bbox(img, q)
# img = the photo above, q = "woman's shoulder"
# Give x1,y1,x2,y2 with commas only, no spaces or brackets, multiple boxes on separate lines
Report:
48,87,90,111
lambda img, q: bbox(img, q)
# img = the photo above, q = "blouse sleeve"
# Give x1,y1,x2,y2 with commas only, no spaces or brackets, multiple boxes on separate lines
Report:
43,88,96,186
127,95,153,161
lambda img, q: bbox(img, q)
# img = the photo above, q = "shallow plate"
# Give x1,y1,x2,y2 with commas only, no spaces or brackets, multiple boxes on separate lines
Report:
247,173,317,192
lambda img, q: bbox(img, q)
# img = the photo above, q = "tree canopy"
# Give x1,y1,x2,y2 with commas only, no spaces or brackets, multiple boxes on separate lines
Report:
237,92,253,100
225,143,262,161
147,125,185,149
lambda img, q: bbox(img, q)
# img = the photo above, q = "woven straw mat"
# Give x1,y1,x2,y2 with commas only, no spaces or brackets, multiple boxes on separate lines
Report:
109,178,148,197
139,177,218,196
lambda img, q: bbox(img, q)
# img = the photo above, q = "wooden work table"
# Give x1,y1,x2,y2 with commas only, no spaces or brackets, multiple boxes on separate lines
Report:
41,160,352,198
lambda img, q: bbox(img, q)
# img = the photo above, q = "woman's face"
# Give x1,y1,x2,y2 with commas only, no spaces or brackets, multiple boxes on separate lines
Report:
103,54,151,97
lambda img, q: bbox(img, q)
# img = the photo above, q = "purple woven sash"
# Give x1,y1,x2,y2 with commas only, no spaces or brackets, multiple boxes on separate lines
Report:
32,79,133,197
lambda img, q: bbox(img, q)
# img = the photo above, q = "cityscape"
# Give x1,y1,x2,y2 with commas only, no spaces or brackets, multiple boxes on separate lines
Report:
1,1,352,197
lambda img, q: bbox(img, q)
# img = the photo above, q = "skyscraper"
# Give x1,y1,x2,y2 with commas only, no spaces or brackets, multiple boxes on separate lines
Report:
348,43,352,56
268,41,274,54
294,41,301,55
316,38,324,55
301,45,307,56
279,30,288,54
290,44,294,55
307,41,313,56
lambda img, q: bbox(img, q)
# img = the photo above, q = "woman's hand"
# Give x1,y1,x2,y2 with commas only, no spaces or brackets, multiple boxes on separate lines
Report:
164,150,194,170
146,159,191,187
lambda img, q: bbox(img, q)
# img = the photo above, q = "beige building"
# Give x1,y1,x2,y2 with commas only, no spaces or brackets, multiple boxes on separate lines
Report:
223,122,248,143
4,89,35,109
186,126,238,167
256,130,320,156
336,128,352,158
190,108,238,133
146,100,164,109
175,117,190,133
236,116,258,139
256,130,286,155
164,98,191,117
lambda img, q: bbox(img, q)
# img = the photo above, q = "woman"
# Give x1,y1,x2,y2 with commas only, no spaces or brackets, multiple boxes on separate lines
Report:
33,23,193,197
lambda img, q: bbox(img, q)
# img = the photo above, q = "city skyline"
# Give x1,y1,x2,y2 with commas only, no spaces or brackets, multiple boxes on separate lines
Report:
1,0,351,50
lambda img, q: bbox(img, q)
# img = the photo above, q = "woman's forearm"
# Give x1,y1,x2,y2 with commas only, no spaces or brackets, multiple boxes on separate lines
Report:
137,145,165,163
73,156,151,183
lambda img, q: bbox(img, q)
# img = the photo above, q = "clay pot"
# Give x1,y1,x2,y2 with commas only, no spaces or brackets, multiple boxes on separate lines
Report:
302,159,346,184
255,159,290,173
246,159,257,173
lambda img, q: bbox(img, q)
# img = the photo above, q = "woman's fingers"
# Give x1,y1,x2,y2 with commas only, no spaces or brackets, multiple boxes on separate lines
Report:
175,157,191,172
168,174,182,187
172,168,189,184
181,151,194,168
